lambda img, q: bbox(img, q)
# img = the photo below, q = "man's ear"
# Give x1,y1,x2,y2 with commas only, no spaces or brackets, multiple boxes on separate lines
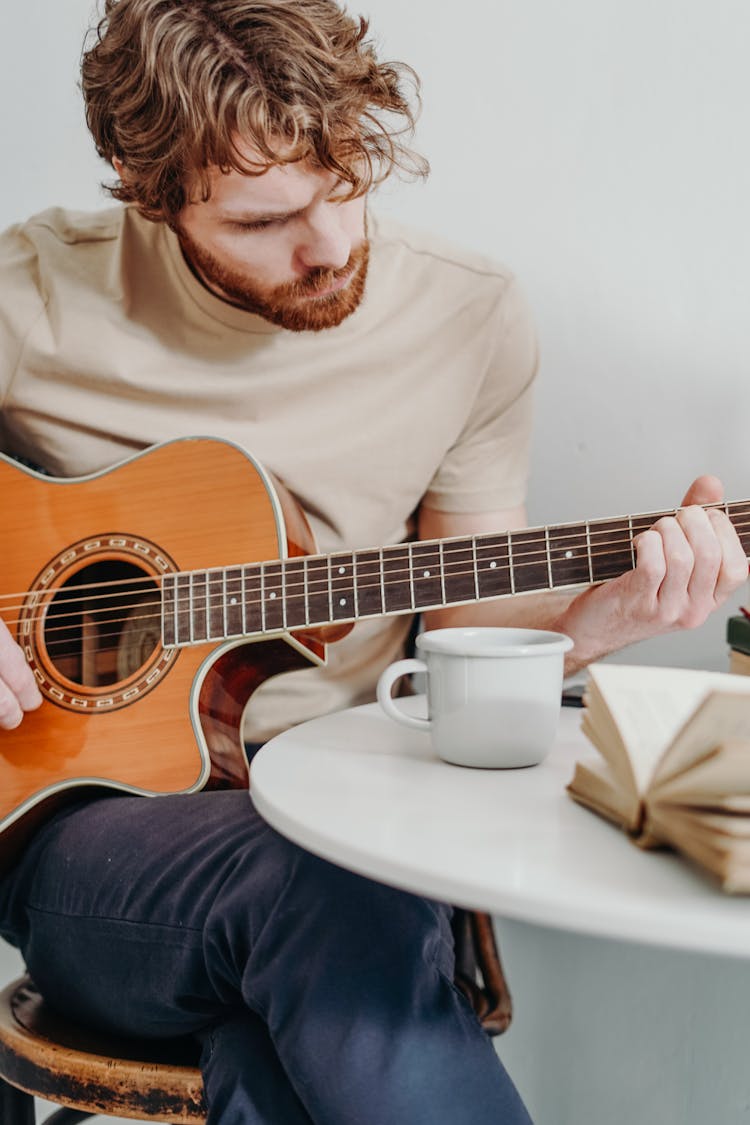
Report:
112,156,125,178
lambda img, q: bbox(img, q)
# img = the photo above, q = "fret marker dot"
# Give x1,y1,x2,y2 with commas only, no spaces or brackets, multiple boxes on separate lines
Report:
339,567,346,575
269,592,277,600
339,598,346,606
423,570,431,578
490,561,497,569
565,550,574,560
230,597,238,605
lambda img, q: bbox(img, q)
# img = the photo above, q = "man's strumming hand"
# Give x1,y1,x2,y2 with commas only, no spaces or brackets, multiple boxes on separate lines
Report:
0,617,42,730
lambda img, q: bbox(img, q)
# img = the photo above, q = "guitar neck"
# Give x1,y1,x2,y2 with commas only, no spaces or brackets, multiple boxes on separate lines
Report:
161,500,750,647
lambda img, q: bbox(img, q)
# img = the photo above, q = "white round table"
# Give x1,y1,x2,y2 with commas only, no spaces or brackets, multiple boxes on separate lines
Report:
251,700,750,1125
251,700,750,959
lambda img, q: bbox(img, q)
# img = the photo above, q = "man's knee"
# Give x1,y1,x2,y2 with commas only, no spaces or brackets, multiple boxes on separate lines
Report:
224,833,453,987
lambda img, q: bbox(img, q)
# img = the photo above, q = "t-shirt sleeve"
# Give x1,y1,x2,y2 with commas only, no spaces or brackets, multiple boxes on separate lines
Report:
422,275,538,514
0,223,47,431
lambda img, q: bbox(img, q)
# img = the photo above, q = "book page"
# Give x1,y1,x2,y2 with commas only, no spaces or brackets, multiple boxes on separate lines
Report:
584,665,743,795
567,757,642,832
652,742,750,805
645,806,750,892
650,692,750,788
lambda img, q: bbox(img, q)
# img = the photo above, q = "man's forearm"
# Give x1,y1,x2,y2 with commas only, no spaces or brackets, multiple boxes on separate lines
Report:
422,589,588,677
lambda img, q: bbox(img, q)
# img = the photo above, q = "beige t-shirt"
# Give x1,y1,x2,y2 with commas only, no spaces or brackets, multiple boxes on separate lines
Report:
0,205,537,740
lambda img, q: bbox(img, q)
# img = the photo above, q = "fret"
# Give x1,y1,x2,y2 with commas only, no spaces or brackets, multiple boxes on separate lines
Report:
259,566,266,632
283,558,308,629
509,528,549,593
262,562,285,630
353,550,384,617
407,543,416,610
242,565,263,635
206,571,224,639
306,557,331,625
507,533,515,594
161,574,177,647
411,542,443,610
303,557,310,624
352,553,359,617
191,572,207,642
475,536,513,599
589,519,634,583
331,553,356,621
585,522,593,582
438,542,446,605
544,527,553,588
327,557,333,622
548,523,591,589
442,539,476,606
382,544,412,613
471,538,479,599
225,568,244,636
628,516,636,568
173,572,191,645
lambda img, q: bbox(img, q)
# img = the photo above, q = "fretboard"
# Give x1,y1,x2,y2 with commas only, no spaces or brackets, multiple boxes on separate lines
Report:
161,500,750,647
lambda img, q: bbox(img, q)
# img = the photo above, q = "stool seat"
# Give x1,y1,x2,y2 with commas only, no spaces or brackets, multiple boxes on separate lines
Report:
0,976,206,1122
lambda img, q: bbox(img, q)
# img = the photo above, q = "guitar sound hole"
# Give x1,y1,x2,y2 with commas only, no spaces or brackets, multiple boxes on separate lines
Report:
43,560,161,689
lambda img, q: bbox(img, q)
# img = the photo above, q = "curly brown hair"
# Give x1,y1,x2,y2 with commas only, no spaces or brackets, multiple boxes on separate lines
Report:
81,0,428,224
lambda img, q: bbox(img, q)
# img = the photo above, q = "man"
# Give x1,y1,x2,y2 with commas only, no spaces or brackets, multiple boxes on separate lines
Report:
0,2,746,1123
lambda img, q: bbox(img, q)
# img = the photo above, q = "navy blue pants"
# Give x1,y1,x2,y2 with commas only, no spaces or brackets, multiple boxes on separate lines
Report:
0,789,532,1123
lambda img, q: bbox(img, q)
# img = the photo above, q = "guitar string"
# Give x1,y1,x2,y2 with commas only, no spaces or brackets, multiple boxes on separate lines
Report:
5,515,750,636
12,523,750,654
9,516,750,628
2,510,750,618
0,499,748,610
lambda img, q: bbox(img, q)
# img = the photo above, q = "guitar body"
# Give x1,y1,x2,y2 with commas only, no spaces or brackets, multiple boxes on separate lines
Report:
0,437,331,870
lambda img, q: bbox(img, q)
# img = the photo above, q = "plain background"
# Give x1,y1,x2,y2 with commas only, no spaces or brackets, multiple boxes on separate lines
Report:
1,3,749,1123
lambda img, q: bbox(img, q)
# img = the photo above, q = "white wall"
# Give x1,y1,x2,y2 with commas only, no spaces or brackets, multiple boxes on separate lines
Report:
1,0,747,669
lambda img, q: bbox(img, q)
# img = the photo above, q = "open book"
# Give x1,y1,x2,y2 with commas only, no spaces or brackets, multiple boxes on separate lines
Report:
567,664,750,892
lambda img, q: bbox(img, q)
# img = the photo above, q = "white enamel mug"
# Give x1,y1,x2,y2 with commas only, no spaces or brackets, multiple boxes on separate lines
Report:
377,627,573,768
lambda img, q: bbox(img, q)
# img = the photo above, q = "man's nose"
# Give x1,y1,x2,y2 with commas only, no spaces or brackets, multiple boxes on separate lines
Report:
295,206,352,272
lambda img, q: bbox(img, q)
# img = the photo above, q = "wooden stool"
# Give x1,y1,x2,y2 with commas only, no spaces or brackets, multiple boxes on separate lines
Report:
0,977,206,1123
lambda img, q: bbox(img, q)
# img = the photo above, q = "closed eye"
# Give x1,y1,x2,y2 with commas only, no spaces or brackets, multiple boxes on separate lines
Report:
230,218,283,232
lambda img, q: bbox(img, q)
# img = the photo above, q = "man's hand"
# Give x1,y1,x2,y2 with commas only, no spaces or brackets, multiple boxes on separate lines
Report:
0,618,42,729
558,475,749,670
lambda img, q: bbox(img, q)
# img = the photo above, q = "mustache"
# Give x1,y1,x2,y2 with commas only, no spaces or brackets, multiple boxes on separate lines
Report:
284,252,364,298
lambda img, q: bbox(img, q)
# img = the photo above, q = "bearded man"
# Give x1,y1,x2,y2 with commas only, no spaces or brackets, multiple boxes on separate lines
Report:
0,3,746,1123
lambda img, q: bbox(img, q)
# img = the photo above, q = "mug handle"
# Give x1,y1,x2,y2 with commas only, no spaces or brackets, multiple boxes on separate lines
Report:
376,658,430,731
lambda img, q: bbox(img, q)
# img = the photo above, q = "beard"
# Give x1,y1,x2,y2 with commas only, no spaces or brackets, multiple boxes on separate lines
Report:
175,227,369,332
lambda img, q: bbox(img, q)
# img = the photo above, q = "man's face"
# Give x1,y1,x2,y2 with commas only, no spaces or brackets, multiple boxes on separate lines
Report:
175,141,369,332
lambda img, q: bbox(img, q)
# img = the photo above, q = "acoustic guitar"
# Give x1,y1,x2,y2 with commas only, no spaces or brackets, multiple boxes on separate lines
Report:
0,436,748,870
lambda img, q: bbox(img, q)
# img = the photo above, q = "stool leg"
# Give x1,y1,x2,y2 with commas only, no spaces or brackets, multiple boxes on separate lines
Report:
43,1110,94,1124
0,1078,36,1125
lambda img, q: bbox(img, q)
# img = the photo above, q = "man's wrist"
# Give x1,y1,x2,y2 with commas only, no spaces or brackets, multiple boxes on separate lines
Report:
554,591,608,677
